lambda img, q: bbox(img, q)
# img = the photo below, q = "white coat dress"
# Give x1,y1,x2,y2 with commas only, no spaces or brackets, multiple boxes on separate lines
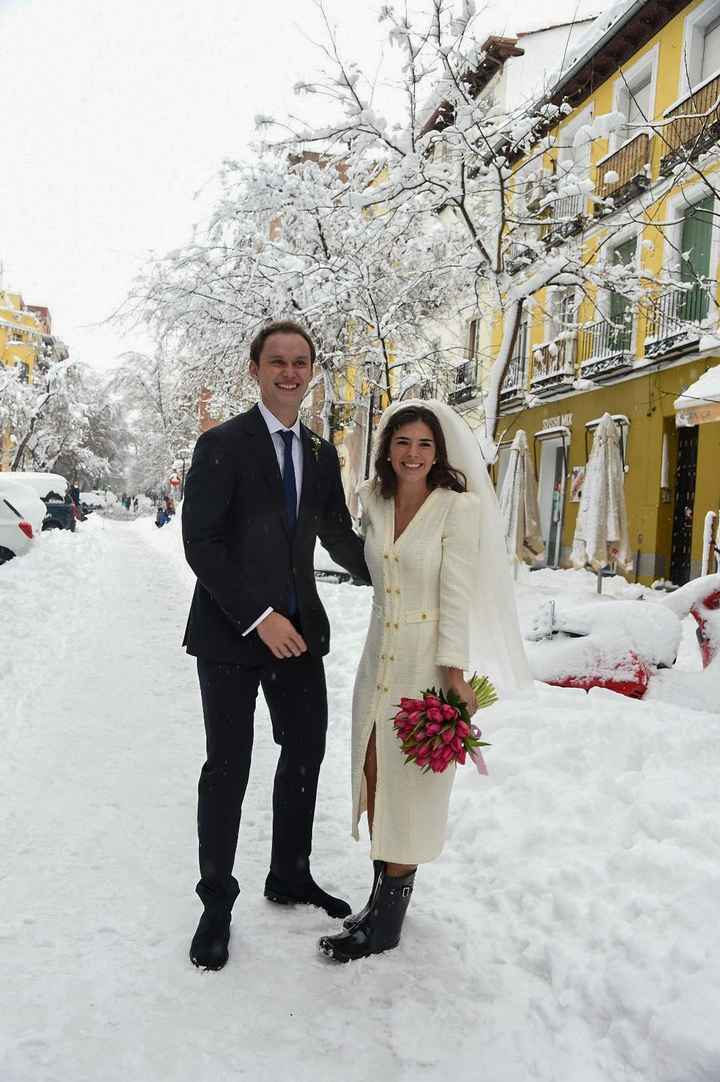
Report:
351,479,480,864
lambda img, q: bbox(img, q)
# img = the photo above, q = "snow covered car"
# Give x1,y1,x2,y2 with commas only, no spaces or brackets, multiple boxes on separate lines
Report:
0,479,47,565
524,598,682,699
660,573,720,670
0,471,75,532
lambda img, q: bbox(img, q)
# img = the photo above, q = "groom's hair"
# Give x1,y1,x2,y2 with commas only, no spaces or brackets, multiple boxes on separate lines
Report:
249,321,316,366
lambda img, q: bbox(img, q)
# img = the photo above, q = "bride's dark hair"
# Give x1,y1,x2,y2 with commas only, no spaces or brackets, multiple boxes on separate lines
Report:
374,406,467,498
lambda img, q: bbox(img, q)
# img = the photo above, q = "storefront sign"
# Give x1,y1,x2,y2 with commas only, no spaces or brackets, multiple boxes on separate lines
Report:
542,413,573,430
676,402,720,427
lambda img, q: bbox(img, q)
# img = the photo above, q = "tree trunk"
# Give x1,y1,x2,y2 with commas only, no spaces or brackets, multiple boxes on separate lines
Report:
481,299,523,462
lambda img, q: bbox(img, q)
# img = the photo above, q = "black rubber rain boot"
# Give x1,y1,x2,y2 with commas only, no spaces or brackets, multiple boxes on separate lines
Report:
190,905,232,970
343,860,383,929
318,866,415,963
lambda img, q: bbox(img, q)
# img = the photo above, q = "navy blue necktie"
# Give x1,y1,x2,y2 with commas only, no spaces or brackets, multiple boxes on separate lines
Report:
279,430,298,615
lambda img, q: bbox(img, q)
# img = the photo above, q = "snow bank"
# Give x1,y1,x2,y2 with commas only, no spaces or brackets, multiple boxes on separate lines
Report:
2,522,720,1081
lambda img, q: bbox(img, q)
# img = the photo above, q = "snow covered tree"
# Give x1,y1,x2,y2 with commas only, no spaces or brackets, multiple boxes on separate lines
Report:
126,150,451,443
5,361,119,483
109,347,198,493
266,0,704,459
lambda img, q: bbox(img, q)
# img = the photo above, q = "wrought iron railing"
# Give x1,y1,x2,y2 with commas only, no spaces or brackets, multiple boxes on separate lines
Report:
595,133,650,202
446,359,477,406
578,317,632,364
660,72,720,172
540,191,585,241
506,239,537,274
531,337,576,387
554,191,585,219
645,284,708,356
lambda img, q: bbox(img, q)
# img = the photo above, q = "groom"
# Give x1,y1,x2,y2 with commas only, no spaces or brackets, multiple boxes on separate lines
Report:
181,320,369,970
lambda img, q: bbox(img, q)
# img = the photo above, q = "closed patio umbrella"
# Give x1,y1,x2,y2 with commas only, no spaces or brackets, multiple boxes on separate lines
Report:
498,429,545,565
571,412,631,574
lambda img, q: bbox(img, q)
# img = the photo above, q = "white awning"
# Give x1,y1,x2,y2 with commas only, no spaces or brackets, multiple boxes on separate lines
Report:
675,365,720,427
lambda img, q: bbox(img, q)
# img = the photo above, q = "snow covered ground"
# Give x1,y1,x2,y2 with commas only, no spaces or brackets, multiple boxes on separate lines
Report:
1,515,719,1082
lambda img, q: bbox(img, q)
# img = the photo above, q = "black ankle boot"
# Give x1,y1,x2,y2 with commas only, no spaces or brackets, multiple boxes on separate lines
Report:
318,866,415,963
264,872,351,919
343,860,383,929
190,907,232,970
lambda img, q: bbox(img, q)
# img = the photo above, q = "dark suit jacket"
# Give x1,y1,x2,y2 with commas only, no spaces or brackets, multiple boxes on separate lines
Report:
182,404,369,662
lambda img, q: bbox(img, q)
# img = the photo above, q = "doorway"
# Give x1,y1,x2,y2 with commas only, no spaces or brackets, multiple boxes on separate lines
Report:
537,436,566,567
669,426,699,585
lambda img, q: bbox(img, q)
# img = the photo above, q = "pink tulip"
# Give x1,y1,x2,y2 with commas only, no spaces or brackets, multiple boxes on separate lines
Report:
425,722,442,735
441,728,454,744
441,704,458,720
426,707,443,723
455,720,470,738
424,694,441,708
457,749,467,765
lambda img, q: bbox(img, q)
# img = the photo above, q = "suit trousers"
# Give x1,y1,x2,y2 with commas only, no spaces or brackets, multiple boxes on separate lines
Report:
195,648,327,911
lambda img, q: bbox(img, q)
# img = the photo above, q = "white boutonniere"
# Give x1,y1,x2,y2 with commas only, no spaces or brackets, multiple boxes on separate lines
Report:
310,433,322,461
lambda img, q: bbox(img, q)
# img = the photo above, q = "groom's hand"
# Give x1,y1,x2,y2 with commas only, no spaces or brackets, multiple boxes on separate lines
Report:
257,613,308,659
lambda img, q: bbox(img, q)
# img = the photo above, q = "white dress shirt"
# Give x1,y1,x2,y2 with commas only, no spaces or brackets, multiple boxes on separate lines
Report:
257,399,303,512
242,401,304,636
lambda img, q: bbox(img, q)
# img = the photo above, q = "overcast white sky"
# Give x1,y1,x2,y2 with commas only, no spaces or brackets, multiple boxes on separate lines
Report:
0,0,602,371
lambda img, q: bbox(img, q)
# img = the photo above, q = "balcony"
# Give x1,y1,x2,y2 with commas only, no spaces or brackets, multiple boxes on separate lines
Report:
594,133,651,213
541,192,585,245
660,72,720,175
447,360,478,408
499,322,529,409
577,317,633,382
530,337,577,397
448,384,478,406
505,240,538,276
645,285,708,358
416,379,437,400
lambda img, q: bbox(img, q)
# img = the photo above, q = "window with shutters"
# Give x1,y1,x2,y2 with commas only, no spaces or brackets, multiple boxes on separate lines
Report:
456,319,480,387
608,237,637,351
680,195,713,321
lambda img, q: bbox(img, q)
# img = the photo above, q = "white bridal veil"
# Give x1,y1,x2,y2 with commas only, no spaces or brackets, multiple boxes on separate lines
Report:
372,399,534,696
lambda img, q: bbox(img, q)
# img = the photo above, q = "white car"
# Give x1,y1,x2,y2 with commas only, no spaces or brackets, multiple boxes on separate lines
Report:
0,471,68,501
0,479,47,564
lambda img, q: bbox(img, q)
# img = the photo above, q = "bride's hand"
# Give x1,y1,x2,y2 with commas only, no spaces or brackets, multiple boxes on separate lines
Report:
445,669,478,717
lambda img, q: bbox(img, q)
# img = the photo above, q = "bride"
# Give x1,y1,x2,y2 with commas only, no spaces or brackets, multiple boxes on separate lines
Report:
319,399,532,963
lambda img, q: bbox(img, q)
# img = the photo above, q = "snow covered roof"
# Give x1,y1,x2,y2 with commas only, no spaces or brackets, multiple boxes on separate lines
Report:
516,15,598,38
471,0,601,40
542,0,692,109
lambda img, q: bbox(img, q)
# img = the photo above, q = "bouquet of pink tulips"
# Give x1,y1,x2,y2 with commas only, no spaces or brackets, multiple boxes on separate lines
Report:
392,674,496,774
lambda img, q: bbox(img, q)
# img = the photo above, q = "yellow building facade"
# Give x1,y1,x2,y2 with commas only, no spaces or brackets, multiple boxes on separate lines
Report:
0,290,44,384
479,0,720,583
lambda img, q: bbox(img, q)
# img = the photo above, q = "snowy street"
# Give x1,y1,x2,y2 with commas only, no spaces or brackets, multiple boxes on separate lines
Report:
2,515,720,1082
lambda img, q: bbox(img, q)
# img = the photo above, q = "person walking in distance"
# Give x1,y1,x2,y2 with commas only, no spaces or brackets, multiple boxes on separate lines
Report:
182,320,369,970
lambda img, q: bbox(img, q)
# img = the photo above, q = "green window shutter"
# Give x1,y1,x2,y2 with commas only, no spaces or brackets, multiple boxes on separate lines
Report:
609,238,636,350
681,195,713,320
